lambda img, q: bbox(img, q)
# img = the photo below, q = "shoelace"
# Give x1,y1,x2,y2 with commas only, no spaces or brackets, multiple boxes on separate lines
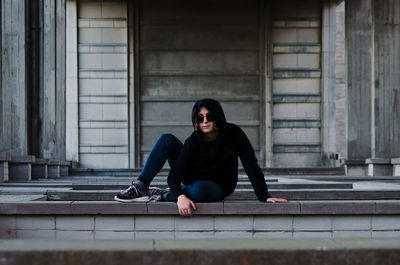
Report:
148,188,166,201
126,185,139,196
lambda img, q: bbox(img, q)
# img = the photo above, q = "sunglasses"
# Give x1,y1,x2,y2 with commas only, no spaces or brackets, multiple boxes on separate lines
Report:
195,113,216,123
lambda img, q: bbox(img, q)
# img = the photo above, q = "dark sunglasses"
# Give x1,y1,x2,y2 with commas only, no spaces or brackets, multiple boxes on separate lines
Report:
195,113,216,123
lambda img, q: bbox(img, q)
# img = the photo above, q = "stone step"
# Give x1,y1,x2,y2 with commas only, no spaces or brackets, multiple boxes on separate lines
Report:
69,182,353,190
45,189,400,201
69,167,346,176
1,238,399,265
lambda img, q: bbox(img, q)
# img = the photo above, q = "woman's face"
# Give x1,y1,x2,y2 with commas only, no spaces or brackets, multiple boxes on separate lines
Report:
196,106,217,135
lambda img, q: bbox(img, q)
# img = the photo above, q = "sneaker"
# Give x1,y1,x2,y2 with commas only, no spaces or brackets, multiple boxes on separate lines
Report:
148,187,169,201
114,181,149,202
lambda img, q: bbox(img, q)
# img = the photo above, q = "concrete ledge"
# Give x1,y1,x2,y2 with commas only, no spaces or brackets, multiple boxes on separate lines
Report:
47,160,61,179
0,238,400,265
0,162,9,183
32,159,48,180
8,156,35,182
365,158,392,176
1,200,400,215
343,159,368,176
392,158,400,176
45,189,400,201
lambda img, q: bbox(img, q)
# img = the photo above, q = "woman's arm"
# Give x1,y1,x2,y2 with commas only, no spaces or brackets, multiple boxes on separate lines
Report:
167,138,198,215
236,126,288,203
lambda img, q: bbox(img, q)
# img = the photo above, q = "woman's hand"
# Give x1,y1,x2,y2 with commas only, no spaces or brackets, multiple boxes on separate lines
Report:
267,197,289,203
177,194,197,216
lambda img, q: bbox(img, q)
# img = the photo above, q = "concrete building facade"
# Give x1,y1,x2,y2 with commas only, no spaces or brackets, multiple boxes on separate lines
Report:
0,0,399,171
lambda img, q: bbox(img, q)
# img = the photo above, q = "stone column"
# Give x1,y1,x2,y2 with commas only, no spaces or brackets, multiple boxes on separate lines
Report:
1,0,28,155
66,0,79,162
346,0,373,160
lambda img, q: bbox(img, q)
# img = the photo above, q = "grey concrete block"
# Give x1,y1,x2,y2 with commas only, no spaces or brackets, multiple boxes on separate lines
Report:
135,216,174,231
300,201,374,214
372,216,400,231
94,231,134,240
10,156,35,163
253,231,293,239
174,216,213,231
376,202,400,214
101,1,127,18
372,231,400,238
393,165,400,176
0,203,18,214
293,232,332,238
16,229,56,240
223,201,300,215
215,216,253,231
48,165,61,179
346,165,368,176
332,216,371,231
78,1,101,18
146,202,177,215
194,202,223,214
254,216,293,231
0,229,16,239
0,216,16,239
16,202,72,215
95,216,134,231
135,231,174,240
32,163,47,179
60,166,69,176
391,158,400,164
368,164,393,176
214,231,253,239
56,216,94,231
366,158,391,164
56,230,94,240
0,162,9,182
333,230,371,238
9,164,31,181
16,216,55,230
71,201,147,215
175,232,214,239
293,216,332,231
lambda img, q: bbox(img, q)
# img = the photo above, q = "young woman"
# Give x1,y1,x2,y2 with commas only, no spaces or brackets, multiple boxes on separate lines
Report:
115,98,288,216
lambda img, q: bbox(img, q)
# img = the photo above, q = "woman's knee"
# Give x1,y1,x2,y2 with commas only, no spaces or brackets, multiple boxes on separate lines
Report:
184,181,224,202
159,133,175,143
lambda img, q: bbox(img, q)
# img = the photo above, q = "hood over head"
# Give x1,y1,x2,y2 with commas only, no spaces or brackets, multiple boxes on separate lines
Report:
191,98,227,134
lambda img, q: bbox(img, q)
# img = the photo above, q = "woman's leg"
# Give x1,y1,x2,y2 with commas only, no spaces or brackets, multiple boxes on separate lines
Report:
182,180,225,202
137,133,183,186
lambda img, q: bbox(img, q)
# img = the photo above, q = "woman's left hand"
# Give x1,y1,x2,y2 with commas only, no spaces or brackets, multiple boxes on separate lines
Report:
267,197,289,203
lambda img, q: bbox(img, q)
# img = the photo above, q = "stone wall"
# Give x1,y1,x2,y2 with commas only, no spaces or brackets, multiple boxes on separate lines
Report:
1,214,399,240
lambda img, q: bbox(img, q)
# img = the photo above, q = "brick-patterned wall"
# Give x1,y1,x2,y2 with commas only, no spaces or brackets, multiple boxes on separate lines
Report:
77,0,129,168
1,215,399,240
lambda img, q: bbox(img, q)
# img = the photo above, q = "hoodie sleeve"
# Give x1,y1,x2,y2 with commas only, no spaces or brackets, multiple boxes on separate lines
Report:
167,137,194,201
236,126,271,202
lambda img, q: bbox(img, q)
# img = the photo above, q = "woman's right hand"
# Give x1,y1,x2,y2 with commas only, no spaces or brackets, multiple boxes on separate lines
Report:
177,194,197,217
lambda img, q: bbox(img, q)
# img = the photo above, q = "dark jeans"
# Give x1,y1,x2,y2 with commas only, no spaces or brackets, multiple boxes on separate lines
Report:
138,133,224,202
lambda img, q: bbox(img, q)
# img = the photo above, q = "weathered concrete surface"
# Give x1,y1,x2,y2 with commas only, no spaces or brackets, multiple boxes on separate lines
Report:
1,0,27,155
346,0,372,159
0,238,399,265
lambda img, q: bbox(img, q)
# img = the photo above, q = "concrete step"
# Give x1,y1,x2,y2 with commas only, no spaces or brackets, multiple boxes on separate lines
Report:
70,183,353,190
1,238,399,265
1,199,400,240
69,167,346,176
45,189,400,201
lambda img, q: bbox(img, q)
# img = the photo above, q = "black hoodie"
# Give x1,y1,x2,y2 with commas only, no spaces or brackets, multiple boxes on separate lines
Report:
167,99,271,202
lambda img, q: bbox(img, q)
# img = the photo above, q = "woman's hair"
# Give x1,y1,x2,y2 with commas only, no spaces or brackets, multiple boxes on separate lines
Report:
191,98,227,133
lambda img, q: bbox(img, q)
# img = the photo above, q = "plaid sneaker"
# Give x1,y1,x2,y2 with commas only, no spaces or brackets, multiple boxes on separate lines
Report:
148,187,169,201
114,181,149,202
